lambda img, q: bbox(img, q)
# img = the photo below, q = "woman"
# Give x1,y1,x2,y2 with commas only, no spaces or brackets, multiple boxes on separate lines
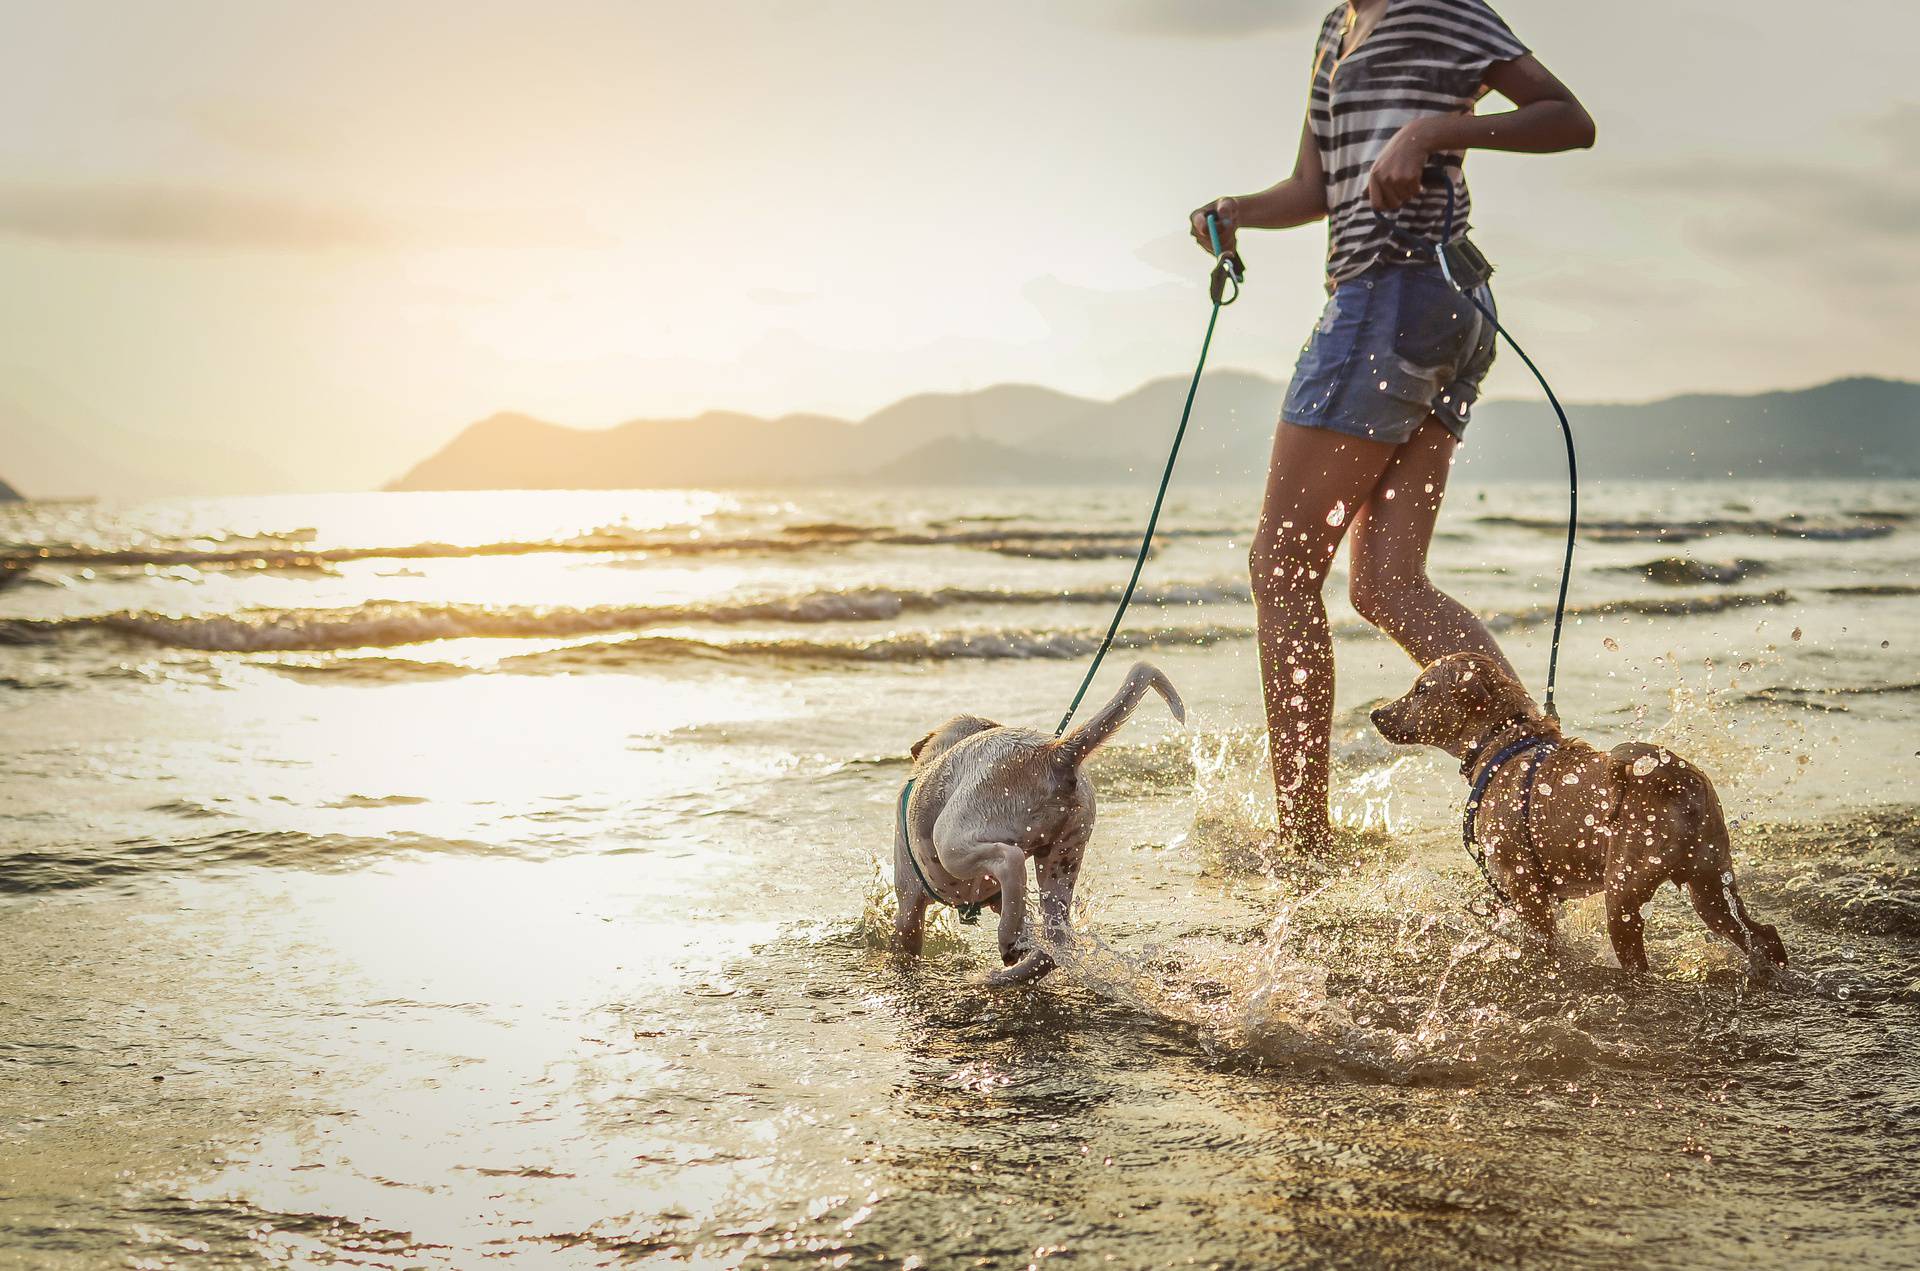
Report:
1190,0,1594,851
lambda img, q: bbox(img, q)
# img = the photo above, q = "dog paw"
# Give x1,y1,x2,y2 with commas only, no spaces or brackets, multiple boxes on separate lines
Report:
987,951,1055,986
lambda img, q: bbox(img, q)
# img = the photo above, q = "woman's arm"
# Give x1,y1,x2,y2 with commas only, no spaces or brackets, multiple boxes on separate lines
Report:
1190,114,1327,254
1368,55,1596,211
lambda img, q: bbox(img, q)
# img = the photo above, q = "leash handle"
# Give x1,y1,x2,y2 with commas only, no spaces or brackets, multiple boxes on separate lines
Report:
1206,212,1244,283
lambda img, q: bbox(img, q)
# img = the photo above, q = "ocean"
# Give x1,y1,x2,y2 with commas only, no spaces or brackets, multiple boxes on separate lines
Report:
2,480,1916,1268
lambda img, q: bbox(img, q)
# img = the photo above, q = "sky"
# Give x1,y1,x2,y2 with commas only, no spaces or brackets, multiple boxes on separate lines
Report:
1,0,1915,496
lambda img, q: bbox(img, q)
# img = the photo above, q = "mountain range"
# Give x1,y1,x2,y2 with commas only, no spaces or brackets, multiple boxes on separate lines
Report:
388,375,1920,490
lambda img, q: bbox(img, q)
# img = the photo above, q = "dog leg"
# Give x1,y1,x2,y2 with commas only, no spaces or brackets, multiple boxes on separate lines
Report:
892,813,930,958
1687,870,1789,968
987,832,1091,987
1504,877,1557,942
932,828,1032,974
981,843,1030,968
1038,833,1087,951
1687,787,1790,968
1603,871,1661,972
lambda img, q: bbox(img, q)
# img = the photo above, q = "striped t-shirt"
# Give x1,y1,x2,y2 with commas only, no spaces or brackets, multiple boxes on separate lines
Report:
1308,0,1528,286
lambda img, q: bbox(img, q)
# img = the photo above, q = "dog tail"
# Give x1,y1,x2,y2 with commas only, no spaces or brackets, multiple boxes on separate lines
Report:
1054,662,1185,769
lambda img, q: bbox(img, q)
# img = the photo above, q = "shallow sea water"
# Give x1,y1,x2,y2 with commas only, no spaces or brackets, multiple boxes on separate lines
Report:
2,482,1917,1268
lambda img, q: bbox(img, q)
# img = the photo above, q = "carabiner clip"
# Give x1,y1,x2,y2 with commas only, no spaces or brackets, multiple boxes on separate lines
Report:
1205,212,1244,305
1209,255,1243,306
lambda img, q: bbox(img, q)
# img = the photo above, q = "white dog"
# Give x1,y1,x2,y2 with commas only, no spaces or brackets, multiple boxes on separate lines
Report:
893,662,1184,984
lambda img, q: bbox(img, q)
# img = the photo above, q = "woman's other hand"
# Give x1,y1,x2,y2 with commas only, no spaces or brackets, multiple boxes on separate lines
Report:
1367,120,1434,211
1189,197,1239,255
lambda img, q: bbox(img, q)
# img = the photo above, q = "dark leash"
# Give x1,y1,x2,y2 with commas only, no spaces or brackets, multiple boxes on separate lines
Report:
1053,215,1244,736
1376,158,1579,720
905,227,1245,922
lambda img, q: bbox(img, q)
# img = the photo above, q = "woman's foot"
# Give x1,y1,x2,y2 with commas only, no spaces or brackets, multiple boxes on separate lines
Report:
1269,818,1334,856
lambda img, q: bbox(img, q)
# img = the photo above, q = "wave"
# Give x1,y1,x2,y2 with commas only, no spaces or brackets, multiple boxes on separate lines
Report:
10,582,1250,652
1820,583,1920,597
1479,514,1897,544
13,584,1803,658
1614,557,1767,586
498,625,1251,670
0,522,1241,573
1748,680,1920,709
503,591,1798,670
0,829,517,895
1483,588,1794,631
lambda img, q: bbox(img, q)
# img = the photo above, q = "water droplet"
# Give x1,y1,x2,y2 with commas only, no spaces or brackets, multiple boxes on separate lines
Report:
1603,637,1619,652
1326,501,1347,527
1291,667,1309,684
1791,626,1803,641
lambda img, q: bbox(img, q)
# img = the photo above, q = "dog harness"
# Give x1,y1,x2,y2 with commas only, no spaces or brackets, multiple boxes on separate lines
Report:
896,778,992,925
1462,732,1555,908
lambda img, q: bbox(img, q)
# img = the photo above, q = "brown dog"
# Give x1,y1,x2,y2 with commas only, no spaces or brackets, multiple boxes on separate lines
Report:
1371,651,1787,972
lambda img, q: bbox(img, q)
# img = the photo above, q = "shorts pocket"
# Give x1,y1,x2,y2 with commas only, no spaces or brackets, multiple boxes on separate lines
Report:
1284,280,1378,421
1388,267,1480,375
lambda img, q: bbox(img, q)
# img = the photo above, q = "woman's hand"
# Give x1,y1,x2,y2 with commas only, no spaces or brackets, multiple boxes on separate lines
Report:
1367,119,1434,212
1189,197,1239,255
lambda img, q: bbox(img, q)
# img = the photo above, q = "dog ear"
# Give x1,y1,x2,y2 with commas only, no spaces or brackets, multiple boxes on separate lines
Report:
1458,653,1552,731
909,730,935,760
1450,654,1500,710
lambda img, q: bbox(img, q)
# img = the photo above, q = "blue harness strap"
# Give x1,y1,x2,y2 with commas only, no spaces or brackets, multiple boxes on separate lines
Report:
897,778,989,925
1462,736,1555,906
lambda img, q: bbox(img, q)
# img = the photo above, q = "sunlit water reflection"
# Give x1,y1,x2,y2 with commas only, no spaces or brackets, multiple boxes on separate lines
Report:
2,484,1917,1266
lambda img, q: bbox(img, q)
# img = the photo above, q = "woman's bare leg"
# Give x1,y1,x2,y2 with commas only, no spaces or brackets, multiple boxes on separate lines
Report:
1248,421,1398,850
1346,416,1519,678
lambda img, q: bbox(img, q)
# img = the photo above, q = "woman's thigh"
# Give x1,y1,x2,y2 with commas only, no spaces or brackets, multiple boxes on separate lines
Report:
1346,415,1459,582
1252,421,1399,582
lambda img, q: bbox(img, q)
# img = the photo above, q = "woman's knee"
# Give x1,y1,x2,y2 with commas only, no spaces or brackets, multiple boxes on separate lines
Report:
1348,561,1428,631
1248,532,1331,604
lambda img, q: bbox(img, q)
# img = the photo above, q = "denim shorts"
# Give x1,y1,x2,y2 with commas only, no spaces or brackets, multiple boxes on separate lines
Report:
1281,259,1497,444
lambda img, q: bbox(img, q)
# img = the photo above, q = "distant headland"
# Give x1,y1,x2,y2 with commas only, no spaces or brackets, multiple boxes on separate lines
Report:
389,376,1920,491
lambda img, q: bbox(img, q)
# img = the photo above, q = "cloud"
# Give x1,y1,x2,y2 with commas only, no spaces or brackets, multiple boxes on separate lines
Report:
1070,0,1327,39
0,183,392,249
1611,159,1918,247
1597,110,1920,297
1865,103,1920,166
0,182,617,253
